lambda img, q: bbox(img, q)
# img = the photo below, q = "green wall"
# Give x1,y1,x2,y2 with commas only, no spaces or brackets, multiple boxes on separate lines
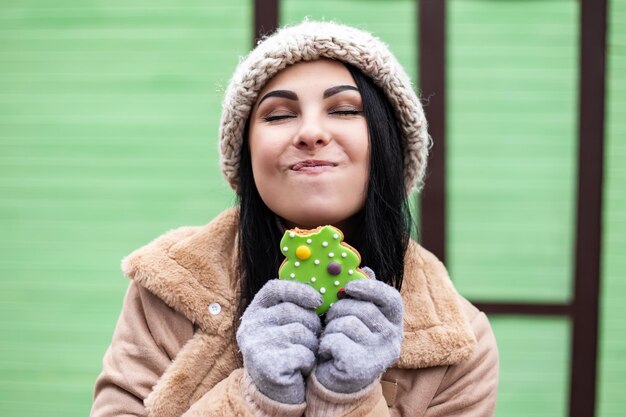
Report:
448,0,578,304
0,1,624,416
598,0,626,415
447,1,577,414
0,2,248,415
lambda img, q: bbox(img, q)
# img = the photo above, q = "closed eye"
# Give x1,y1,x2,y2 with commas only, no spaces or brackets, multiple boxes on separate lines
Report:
263,114,296,122
330,110,363,116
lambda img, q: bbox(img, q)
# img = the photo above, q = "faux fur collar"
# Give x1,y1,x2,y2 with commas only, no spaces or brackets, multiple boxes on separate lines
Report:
121,207,476,370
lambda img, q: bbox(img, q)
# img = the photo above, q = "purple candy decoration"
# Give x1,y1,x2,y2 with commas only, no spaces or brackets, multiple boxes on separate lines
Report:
327,262,342,276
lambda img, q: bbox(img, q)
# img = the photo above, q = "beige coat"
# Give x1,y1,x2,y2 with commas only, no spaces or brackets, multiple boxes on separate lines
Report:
91,208,499,416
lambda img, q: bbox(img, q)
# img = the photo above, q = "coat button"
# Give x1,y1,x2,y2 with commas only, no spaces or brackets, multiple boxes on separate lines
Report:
208,303,221,315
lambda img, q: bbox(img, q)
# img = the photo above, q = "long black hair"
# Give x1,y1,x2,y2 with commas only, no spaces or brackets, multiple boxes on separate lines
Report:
235,62,413,321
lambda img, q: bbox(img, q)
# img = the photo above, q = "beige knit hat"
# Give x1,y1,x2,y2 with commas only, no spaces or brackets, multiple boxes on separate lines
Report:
219,20,430,194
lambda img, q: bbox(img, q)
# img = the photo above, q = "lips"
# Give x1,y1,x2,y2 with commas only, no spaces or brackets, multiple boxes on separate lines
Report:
291,160,336,171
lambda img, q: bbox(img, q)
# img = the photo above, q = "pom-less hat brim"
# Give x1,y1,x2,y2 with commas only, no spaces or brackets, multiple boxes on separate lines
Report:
219,20,430,194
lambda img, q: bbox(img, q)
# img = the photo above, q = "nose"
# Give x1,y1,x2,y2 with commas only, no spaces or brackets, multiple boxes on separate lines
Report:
293,116,331,150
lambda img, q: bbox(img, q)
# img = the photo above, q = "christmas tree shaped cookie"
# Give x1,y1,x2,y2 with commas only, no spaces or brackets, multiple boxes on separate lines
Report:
278,226,366,314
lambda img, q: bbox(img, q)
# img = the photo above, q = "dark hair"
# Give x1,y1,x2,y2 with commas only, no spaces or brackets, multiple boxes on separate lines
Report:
235,62,412,321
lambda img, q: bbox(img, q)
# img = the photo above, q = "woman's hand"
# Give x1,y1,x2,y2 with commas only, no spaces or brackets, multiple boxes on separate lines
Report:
315,273,404,394
236,279,323,404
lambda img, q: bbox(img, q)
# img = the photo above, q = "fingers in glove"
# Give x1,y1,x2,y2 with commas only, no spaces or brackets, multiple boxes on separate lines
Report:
238,321,319,354
361,266,377,280
259,302,321,334
252,279,323,310
277,322,320,352
317,331,365,368
343,279,403,324
289,344,318,376
322,314,378,345
248,346,314,389
326,298,393,336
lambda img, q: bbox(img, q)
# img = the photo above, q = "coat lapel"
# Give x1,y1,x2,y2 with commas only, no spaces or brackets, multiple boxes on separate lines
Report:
121,208,240,337
397,241,476,368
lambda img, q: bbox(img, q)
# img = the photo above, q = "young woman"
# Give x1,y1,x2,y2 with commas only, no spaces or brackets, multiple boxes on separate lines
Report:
91,21,498,417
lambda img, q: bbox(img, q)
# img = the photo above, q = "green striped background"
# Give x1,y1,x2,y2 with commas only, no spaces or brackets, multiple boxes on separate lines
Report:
447,2,577,414
598,0,626,414
1,0,624,416
1,2,247,415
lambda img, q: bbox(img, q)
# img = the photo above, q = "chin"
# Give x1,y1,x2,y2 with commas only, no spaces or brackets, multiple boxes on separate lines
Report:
281,208,358,230
265,191,365,229
293,217,338,229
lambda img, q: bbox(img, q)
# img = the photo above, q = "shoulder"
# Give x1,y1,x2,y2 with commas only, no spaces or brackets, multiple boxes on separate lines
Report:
433,295,499,413
405,241,486,328
397,242,477,368
118,207,241,335
388,296,498,415
454,295,498,367
390,244,499,413
409,244,497,354
412,244,499,404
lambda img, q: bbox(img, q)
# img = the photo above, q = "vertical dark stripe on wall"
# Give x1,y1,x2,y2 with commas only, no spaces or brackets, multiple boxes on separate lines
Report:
418,0,447,263
254,0,279,45
569,0,607,415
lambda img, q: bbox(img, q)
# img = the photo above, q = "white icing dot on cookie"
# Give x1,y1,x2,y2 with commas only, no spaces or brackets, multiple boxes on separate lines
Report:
311,277,316,282
348,270,354,275
320,287,326,294
322,242,328,247
334,281,340,286
314,259,320,265
333,233,339,240
289,232,295,238
294,261,300,267
341,252,347,258
306,239,312,244
328,252,334,258
290,273,296,278
283,246,288,252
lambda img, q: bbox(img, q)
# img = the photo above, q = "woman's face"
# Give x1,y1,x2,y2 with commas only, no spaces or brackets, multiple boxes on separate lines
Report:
248,59,370,230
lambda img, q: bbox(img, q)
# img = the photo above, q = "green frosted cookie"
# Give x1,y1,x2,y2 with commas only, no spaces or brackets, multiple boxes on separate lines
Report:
278,225,366,315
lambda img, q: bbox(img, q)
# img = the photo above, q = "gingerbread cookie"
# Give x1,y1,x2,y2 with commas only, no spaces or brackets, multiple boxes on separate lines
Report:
278,225,366,314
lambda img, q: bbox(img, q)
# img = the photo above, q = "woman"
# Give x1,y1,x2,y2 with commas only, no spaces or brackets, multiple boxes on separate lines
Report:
91,21,499,416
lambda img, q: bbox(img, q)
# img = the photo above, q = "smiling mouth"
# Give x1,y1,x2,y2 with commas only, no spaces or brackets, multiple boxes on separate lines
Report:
291,160,337,172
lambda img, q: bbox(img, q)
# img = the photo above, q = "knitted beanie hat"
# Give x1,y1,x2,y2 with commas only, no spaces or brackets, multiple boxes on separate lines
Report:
219,20,430,194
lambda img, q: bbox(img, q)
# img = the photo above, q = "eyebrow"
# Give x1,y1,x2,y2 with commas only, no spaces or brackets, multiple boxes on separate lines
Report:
257,90,298,106
323,85,359,98
256,84,360,107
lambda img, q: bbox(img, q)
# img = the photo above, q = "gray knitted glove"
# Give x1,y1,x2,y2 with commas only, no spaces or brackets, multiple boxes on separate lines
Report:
236,279,323,404
315,270,404,394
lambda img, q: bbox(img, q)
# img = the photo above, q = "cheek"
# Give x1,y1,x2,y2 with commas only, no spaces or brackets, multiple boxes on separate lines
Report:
354,140,371,195
248,133,286,207
350,128,371,175
249,129,276,172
